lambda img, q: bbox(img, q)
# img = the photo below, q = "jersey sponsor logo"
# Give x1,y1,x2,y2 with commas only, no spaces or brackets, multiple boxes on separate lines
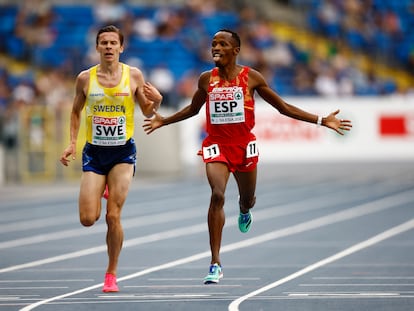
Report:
89,92,105,97
114,92,129,96
209,91,243,101
93,116,119,126
245,161,254,168
210,86,241,93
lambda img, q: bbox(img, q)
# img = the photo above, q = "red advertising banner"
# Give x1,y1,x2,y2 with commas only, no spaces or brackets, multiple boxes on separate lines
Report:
379,115,413,137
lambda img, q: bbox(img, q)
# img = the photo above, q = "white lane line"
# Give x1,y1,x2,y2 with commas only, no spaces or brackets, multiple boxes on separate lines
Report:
97,294,213,298
0,178,394,248
0,188,353,270
0,215,75,234
4,188,413,274
287,292,400,297
0,209,204,249
299,283,414,287
19,191,414,310
0,184,338,248
146,278,260,281
0,296,21,300
0,287,69,290
313,277,414,280
228,218,414,311
221,190,414,253
0,224,206,274
123,288,241,293
19,252,210,311
0,280,94,283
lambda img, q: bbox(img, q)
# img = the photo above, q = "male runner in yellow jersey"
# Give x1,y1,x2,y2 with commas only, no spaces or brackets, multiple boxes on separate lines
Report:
60,25,162,292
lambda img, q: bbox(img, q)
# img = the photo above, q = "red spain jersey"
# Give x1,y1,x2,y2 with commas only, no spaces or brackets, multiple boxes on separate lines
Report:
206,66,255,143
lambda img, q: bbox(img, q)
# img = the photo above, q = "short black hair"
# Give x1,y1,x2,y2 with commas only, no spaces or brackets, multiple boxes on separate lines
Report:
96,25,124,46
218,29,241,48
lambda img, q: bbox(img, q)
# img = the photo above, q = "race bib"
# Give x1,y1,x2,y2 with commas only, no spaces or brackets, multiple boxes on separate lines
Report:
246,141,258,158
203,144,220,159
92,116,126,146
209,86,245,124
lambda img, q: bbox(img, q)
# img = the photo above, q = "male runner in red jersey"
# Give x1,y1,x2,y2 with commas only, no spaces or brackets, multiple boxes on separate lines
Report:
143,29,352,284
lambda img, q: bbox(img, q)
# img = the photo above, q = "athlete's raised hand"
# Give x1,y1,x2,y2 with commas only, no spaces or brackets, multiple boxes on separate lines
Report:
143,110,164,135
323,109,352,135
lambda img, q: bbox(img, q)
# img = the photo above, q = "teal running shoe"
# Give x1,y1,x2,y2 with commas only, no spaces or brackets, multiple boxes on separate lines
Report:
238,211,252,233
203,263,223,284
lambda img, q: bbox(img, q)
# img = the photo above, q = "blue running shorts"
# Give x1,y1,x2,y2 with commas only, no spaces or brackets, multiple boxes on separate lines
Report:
82,138,137,175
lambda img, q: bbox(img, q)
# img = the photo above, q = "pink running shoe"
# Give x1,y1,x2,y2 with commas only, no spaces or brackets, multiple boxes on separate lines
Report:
102,185,109,200
102,273,119,292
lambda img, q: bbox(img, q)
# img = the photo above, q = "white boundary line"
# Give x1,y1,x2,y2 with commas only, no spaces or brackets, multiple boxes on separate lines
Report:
19,191,414,310
4,189,413,274
0,224,206,274
228,218,414,311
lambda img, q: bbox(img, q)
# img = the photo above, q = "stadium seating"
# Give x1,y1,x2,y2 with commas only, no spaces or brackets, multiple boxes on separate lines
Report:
0,1,412,96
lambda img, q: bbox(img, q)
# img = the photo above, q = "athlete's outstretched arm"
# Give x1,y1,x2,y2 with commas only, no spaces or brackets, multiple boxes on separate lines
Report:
250,69,352,135
143,72,209,134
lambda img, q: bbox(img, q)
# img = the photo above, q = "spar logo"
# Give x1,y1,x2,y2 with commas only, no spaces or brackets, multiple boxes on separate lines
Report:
93,116,118,126
379,114,414,138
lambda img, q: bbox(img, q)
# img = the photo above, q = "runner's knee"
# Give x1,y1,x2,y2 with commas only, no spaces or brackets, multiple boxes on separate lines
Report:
106,210,121,227
80,215,96,227
210,189,225,208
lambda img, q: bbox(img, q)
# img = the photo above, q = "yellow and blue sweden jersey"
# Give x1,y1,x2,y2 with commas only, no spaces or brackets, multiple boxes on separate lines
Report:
85,63,135,146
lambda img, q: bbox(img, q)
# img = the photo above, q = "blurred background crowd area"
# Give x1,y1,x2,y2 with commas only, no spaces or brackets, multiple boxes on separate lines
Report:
0,0,413,182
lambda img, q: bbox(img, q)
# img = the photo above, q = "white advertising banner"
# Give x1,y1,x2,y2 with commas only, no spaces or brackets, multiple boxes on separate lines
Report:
179,96,414,164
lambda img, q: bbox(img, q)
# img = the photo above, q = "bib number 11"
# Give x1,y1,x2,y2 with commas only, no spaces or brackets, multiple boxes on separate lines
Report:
203,144,220,159
246,141,258,158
